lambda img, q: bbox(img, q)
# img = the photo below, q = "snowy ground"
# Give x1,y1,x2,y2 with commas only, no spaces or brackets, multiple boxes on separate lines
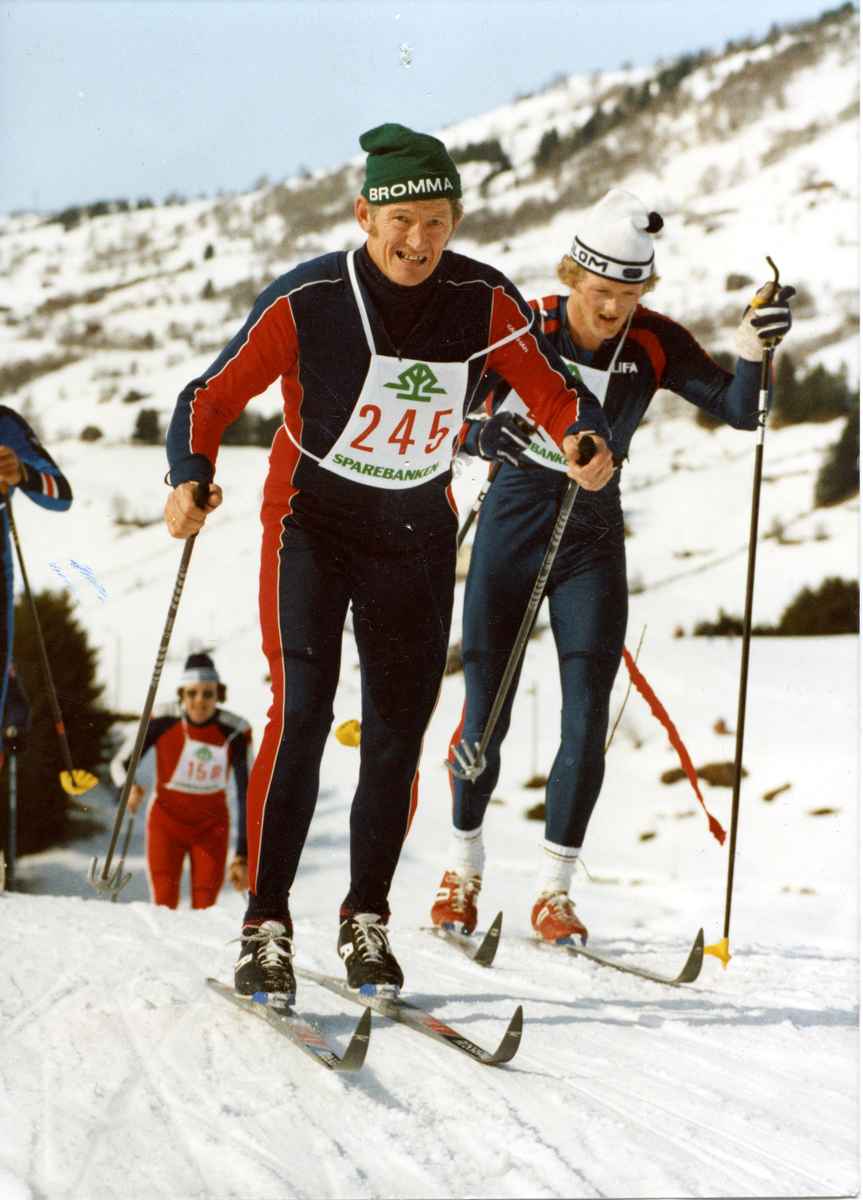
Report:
0,413,859,1199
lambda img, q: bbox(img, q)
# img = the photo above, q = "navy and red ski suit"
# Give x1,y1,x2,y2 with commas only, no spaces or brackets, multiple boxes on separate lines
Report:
166,249,611,923
112,708,251,909
0,407,72,728
451,296,766,850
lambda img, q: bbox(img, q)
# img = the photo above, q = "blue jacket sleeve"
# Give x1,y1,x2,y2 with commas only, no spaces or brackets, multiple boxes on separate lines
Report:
0,407,73,510
657,323,766,430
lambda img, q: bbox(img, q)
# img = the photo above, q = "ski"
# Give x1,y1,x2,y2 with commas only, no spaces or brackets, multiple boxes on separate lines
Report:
425,910,503,967
538,927,704,987
295,967,522,1066
206,978,371,1072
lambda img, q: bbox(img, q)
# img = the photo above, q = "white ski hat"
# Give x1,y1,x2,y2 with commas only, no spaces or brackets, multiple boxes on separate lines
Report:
180,653,220,686
570,188,663,283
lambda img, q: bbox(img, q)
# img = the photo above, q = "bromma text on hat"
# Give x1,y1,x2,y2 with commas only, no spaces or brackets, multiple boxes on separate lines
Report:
571,188,664,283
360,122,462,204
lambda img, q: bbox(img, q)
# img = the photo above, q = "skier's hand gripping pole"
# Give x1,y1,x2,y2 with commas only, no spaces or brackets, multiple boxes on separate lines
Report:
89,480,213,898
447,434,599,783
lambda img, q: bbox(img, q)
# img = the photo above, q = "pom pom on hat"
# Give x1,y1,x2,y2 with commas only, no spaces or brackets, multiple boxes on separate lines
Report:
181,653,220,686
360,122,462,203
570,188,662,283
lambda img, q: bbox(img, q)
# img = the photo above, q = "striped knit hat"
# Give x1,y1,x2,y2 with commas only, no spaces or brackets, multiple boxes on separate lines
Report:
570,188,663,283
180,653,220,686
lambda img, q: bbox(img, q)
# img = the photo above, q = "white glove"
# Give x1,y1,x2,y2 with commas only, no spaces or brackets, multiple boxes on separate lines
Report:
733,282,796,362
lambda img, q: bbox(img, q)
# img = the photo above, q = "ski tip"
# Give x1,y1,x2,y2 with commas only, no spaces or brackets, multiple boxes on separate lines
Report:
472,911,504,967
489,1003,523,1065
340,1006,373,1072
676,928,705,984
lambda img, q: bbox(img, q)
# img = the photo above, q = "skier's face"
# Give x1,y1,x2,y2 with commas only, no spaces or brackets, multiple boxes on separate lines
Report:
181,686,218,724
356,197,459,286
566,274,644,350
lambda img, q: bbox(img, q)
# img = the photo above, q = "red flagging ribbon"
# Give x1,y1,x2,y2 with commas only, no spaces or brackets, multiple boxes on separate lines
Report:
622,646,726,846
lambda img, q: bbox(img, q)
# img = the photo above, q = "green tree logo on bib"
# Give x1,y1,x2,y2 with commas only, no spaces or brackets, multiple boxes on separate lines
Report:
383,362,447,402
193,745,215,762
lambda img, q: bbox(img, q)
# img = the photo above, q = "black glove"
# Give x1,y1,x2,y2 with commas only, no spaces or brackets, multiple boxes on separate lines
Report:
477,412,535,467
734,283,796,361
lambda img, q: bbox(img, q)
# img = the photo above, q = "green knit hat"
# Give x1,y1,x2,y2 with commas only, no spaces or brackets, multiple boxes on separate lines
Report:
360,123,462,203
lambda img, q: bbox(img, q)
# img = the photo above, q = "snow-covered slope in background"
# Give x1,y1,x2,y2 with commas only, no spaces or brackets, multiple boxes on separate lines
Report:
0,6,857,449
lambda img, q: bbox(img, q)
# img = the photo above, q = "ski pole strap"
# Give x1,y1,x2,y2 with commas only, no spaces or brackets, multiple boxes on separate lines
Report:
621,646,726,846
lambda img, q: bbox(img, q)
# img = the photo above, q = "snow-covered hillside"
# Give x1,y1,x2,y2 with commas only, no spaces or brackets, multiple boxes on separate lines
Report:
0,6,857,450
0,7,858,1198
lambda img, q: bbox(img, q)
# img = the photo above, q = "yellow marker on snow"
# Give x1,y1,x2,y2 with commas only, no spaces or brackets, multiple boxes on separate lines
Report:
703,937,731,968
334,719,361,748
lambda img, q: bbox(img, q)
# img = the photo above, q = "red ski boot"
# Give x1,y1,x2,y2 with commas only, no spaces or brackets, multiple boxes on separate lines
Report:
430,871,482,935
531,891,588,945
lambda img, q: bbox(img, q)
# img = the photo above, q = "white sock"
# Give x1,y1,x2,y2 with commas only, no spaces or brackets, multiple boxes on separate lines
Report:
536,839,580,896
449,826,485,877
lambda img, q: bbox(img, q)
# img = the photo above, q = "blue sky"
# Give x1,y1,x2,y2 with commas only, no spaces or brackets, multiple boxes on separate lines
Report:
0,0,851,215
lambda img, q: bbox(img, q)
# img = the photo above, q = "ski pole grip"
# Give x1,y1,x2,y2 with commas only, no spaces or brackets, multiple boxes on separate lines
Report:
748,256,781,308
576,434,596,466
192,481,211,510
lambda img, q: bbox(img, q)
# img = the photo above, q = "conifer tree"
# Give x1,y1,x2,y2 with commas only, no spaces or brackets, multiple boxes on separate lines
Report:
0,590,114,858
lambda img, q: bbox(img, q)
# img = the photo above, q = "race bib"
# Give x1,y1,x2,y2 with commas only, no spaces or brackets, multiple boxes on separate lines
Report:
319,355,468,490
167,735,229,794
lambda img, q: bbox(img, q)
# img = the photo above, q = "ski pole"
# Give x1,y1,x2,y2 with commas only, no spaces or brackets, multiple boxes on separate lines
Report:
457,461,501,550
110,808,137,904
6,751,17,891
89,481,209,898
704,257,782,969
447,434,596,782
1,486,98,796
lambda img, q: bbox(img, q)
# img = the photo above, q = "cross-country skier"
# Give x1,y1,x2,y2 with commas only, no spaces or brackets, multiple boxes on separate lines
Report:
431,187,795,944
163,122,615,1002
0,407,72,751
111,653,252,909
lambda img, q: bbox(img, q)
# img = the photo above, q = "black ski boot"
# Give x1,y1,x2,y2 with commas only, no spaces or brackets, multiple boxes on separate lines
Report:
337,912,404,995
235,920,296,1004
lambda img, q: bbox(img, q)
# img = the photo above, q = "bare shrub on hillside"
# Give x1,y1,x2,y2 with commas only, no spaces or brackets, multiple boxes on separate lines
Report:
57,323,157,352
761,120,825,167
460,139,641,246
698,37,827,143
0,354,80,397
212,198,248,240
262,166,360,240
223,277,266,318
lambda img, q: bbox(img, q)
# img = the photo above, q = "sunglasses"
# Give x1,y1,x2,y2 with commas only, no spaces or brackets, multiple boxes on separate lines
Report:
184,688,217,699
